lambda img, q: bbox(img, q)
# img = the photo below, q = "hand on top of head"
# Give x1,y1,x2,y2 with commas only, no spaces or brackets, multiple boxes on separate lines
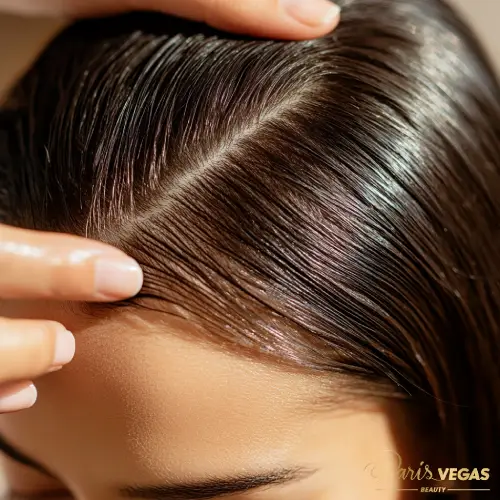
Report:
0,0,341,40
0,0,340,413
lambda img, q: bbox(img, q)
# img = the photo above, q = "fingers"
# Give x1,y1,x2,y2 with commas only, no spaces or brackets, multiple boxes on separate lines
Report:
0,319,75,383
0,382,37,413
0,0,340,40
0,224,143,302
144,0,341,40
0,318,75,413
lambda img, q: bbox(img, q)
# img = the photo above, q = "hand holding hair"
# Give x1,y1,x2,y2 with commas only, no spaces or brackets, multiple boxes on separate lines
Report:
0,223,143,413
0,0,341,39
0,0,339,412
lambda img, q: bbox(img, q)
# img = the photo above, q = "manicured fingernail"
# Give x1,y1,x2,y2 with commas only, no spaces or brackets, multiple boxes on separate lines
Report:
52,328,76,367
94,257,143,300
282,0,340,27
0,384,37,413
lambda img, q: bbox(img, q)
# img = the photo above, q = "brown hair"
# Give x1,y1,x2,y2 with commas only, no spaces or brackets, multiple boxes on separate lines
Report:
1,0,499,496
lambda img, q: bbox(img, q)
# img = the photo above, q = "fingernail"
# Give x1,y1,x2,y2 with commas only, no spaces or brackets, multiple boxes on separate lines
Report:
0,384,37,413
52,328,76,367
282,0,340,27
94,257,143,300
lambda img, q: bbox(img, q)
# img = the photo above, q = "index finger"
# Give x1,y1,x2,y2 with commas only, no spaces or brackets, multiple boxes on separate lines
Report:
139,0,341,40
0,224,143,301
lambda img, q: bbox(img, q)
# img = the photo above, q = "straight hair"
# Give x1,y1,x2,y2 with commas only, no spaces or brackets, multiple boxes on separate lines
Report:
1,0,499,496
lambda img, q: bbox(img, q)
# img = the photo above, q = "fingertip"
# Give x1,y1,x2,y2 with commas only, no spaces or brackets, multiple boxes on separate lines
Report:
52,327,76,367
93,256,144,301
203,0,341,40
0,383,37,414
281,0,341,30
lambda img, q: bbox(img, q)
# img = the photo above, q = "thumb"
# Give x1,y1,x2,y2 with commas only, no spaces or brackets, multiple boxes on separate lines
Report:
144,0,341,40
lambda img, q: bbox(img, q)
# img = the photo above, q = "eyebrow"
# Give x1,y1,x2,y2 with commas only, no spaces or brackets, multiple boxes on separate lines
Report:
0,432,317,499
0,432,55,478
120,466,318,500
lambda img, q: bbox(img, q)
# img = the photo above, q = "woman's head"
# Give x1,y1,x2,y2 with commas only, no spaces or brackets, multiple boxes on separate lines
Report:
0,0,499,498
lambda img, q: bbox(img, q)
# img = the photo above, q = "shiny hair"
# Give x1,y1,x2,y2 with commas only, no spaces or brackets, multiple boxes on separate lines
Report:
1,0,499,496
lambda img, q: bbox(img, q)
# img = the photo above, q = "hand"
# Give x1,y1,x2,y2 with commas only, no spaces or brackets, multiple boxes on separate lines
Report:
0,223,143,414
0,0,341,40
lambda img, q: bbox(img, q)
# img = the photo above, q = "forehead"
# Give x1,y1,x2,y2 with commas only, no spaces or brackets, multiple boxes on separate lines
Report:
0,301,331,484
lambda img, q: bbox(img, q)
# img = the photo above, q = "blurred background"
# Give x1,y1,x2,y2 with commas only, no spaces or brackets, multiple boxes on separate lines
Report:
0,0,498,494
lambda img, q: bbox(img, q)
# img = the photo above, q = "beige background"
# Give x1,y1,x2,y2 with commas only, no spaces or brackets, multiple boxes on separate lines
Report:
0,0,498,495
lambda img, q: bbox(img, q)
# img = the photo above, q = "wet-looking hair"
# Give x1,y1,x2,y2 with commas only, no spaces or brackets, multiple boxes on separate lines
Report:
1,0,499,496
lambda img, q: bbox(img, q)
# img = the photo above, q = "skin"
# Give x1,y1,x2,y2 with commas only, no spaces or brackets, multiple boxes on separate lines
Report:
0,0,340,410
0,224,143,412
0,0,341,40
0,3,432,497
0,300,425,500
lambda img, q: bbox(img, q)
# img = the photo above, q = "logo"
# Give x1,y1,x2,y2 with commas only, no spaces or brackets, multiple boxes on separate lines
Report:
364,451,491,494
